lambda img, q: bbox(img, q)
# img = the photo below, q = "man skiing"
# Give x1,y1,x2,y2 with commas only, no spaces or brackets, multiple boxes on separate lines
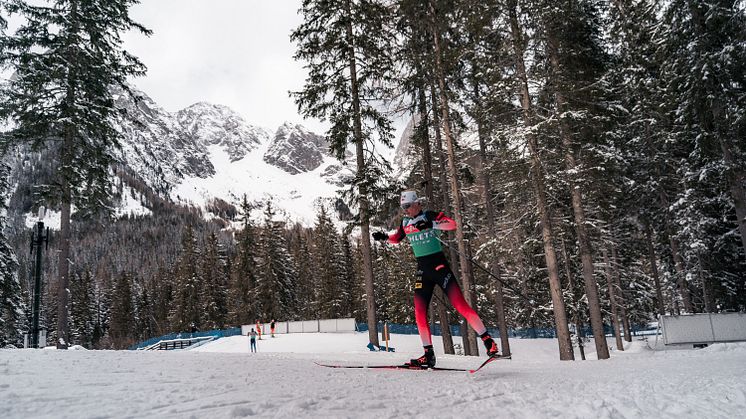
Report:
372,190,500,368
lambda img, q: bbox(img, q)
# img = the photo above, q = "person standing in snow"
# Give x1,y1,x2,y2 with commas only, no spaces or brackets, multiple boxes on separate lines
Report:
372,190,500,368
249,328,257,353
270,319,276,338
255,319,262,340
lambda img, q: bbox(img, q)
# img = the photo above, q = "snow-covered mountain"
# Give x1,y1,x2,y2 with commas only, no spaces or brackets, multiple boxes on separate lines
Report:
111,86,352,225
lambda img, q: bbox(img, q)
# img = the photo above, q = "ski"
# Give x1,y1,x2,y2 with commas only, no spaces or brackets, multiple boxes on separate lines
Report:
468,354,511,373
315,355,510,373
315,362,468,371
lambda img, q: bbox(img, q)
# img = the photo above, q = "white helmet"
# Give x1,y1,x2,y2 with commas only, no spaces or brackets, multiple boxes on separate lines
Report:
400,190,419,209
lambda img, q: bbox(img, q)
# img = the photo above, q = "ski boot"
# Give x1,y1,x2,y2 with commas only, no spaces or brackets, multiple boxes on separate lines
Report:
481,333,500,357
406,345,436,369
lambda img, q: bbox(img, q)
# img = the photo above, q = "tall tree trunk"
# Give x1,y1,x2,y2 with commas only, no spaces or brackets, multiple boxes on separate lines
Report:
418,84,454,355
345,2,378,346
428,1,479,355
611,244,631,342
474,101,511,357
547,35,609,360
57,190,71,349
603,248,624,351
561,239,585,360
57,0,79,349
507,0,574,360
430,84,457,355
645,223,666,316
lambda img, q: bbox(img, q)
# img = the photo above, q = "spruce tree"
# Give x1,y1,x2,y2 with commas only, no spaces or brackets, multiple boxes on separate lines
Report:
659,0,746,311
200,232,227,329
227,196,257,325
170,225,201,332
536,0,613,360
255,202,297,322
0,0,150,348
312,207,344,319
109,272,134,349
505,0,575,359
69,270,96,348
289,223,315,320
0,162,24,347
292,0,397,346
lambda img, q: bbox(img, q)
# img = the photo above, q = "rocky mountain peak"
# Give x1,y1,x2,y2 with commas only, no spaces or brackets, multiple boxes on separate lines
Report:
176,102,269,162
263,121,330,175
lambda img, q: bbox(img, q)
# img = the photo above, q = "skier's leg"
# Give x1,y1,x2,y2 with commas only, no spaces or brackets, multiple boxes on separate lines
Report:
439,269,487,336
443,278,500,355
413,277,435,346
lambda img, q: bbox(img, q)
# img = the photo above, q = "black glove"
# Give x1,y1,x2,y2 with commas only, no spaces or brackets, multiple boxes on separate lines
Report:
372,231,388,241
414,219,433,230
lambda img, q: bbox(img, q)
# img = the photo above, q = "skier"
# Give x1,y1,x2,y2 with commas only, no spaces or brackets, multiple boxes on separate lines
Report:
255,319,262,340
248,328,257,353
270,319,276,338
372,190,500,368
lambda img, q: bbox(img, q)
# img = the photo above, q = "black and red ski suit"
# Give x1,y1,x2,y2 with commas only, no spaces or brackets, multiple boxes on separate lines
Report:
385,210,488,347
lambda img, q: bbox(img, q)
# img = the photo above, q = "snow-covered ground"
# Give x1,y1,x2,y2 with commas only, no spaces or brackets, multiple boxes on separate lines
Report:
2,333,745,418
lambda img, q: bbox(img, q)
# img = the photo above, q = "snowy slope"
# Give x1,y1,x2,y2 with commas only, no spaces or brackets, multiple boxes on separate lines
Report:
1,335,744,418
172,140,346,225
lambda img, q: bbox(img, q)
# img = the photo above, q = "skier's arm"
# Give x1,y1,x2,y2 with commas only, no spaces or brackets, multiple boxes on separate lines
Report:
430,211,456,231
387,224,406,244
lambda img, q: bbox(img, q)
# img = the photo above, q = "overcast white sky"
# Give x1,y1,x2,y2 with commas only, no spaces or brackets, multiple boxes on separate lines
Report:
3,1,405,153
121,0,323,133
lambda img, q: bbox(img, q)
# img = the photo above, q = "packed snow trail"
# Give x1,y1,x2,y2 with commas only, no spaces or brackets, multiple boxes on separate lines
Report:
1,334,744,418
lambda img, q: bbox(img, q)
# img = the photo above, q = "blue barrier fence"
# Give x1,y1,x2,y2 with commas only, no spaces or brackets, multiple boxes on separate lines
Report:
132,322,652,350
129,327,242,350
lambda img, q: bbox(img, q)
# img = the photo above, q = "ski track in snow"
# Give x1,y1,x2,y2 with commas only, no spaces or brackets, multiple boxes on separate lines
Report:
1,334,745,418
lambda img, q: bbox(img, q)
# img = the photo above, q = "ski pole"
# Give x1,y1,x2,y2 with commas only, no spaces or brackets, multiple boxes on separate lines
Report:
435,236,535,305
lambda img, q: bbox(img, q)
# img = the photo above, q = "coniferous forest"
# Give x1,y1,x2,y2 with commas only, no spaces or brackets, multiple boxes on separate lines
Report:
0,0,744,358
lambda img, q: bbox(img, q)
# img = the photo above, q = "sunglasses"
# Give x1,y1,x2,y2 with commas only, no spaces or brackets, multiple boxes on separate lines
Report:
401,202,415,210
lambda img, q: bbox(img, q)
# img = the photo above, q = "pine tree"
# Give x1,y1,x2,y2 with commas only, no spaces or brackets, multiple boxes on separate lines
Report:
69,270,96,348
148,267,172,336
454,0,515,357
607,0,672,317
227,196,257,325
133,279,156,342
170,225,201,332
92,275,111,348
289,223,315,320
536,0,613,360
0,0,150,348
292,0,397,346
255,202,297,322
505,0,575,360
108,272,134,349
338,234,362,319
312,207,346,319
200,232,227,329
0,162,24,347
659,0,746,311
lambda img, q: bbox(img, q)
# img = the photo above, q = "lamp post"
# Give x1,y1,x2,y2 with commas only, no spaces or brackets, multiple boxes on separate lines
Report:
30,206,49,348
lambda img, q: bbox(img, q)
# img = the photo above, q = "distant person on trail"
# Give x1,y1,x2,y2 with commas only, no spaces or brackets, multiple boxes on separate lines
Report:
372,190,500,368
249,328,257,353
256,320,262,340
270,319,276,338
